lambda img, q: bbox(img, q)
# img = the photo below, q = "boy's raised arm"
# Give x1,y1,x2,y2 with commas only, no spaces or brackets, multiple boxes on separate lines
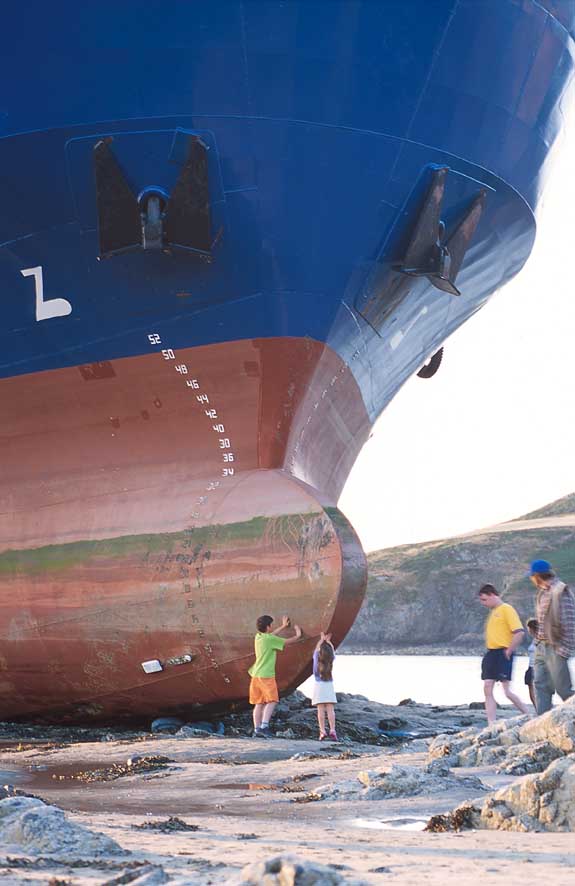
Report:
271,615,291,636
284,624,302,646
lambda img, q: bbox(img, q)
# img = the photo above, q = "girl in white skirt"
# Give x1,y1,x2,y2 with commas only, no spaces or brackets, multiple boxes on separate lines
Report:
312,632,337,740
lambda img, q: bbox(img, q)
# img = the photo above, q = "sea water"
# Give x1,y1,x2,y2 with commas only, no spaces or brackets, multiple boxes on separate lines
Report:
299,654,575,707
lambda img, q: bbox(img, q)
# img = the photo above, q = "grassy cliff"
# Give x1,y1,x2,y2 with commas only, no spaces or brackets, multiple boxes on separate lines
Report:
514,493,575,521
344,493,575,653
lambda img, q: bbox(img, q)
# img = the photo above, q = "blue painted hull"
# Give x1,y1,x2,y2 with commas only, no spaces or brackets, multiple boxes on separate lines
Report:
1,2,573,394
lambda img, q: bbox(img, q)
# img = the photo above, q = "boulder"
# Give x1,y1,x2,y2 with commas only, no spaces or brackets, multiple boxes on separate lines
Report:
319,762,485,801
226,854,356,885
0,796,124,856
496,741,564,776
103,866,169,886
436,754,575,832
480,754,575,831
460,743,509,767
517,697,575,752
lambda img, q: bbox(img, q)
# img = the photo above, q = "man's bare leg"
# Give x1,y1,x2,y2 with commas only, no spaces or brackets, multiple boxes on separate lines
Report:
502,681,530,716
483,679,497,724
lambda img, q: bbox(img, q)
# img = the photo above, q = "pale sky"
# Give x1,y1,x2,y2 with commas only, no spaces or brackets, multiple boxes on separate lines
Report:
341,113,575,554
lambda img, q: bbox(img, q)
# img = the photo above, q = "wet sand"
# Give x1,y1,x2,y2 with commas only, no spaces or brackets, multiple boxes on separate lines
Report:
1,733,575,884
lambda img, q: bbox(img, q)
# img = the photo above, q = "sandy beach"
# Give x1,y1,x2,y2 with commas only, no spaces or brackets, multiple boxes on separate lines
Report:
1,705,574,886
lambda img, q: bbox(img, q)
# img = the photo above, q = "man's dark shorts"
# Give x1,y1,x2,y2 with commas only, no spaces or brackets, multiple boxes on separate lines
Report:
481,648,513,682
524,666,533,686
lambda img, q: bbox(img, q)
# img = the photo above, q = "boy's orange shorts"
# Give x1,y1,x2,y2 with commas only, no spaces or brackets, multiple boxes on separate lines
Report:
249,676,279,704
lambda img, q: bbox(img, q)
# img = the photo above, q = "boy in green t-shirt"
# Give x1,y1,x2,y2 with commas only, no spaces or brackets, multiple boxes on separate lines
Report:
249,614,302,737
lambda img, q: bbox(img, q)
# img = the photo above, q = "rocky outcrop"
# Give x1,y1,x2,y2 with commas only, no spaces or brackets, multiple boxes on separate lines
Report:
437,755,575,832
496,741,564,775
517,703,575,752
303,759,485,802
0,796,125,856
479,756,575,831
428,698,575,774
222,690,492,744
428,698,575,831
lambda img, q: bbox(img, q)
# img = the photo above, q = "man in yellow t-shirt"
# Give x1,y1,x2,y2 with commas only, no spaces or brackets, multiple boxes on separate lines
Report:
248,614,302,737
478,584,530,724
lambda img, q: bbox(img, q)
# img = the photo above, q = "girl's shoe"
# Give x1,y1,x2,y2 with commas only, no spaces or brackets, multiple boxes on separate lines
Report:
328,731,338,741
319,732,327,741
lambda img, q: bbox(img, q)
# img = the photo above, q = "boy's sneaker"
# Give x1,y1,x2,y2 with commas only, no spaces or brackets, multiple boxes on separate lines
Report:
252,726,271,738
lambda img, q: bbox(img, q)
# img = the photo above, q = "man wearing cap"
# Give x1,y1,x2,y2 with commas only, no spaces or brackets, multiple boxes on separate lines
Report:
528,559,575,714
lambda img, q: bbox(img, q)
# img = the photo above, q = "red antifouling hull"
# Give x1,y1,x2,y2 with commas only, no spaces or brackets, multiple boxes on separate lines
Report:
0,337,369,721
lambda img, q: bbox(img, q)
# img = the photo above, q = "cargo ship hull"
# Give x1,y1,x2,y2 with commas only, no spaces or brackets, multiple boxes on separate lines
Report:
0,1,573,720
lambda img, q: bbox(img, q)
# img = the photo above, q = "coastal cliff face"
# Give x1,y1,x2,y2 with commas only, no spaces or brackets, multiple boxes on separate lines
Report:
344,493,575,653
